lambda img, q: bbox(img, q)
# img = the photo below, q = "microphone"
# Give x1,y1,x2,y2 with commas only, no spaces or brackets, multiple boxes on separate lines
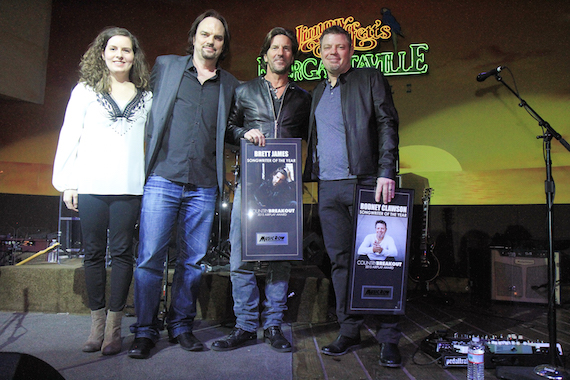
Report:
476,66,505,82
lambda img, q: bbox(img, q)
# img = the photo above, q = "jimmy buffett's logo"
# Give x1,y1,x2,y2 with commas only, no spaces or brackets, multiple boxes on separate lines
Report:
257,15,429,81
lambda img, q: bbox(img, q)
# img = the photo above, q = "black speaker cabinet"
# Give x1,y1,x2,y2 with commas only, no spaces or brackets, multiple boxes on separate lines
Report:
58,196,82,254
58,216,82,253
491,249,559,304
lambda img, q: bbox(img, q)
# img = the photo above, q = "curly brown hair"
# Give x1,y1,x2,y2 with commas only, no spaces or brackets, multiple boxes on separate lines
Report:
79,27,150,93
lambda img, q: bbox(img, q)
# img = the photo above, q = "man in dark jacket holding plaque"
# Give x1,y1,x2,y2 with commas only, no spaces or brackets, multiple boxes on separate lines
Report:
212,27,311,352
304,25,402,367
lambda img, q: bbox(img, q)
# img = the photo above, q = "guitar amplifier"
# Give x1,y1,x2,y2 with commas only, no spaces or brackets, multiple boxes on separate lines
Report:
491,248,559,304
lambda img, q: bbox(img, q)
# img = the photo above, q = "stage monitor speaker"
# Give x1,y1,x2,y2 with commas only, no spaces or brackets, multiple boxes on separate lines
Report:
491,249,559,304
0,352,64,380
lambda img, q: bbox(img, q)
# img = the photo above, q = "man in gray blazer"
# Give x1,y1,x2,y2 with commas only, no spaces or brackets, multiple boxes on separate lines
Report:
128,9,240,359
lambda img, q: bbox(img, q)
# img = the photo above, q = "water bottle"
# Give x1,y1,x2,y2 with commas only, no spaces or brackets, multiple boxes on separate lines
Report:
467,336,485,380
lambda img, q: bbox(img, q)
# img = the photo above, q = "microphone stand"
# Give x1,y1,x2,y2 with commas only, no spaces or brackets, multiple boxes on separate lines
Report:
493,72,570,379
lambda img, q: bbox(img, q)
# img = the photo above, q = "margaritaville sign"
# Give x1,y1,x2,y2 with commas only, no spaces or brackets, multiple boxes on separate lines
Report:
257,16,429,81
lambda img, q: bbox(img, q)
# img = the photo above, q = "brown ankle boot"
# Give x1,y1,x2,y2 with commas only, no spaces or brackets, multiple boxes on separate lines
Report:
101,310,123,355
83,308,106,352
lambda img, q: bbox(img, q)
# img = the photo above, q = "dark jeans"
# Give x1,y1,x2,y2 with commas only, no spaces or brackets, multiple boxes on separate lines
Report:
78,194,141,311
130,175,217,342
318,179,401,344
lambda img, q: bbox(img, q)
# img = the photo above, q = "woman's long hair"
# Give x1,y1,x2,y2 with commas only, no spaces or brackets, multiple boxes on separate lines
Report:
79,27,150,93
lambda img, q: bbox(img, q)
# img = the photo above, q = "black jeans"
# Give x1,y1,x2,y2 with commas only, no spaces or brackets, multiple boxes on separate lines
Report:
318,179,401,344
78,194,141,311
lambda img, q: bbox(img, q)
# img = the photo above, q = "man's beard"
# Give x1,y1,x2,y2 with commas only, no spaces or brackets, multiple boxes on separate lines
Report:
267,60,290,75
200,45,219,60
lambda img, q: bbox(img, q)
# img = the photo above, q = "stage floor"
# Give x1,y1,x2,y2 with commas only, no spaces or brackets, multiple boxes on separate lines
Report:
1,292,569,379
0,312,292,380
294,289,570,379
1,255,569,379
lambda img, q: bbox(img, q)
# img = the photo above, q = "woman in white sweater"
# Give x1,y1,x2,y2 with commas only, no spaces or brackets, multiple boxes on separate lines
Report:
53,27,152,355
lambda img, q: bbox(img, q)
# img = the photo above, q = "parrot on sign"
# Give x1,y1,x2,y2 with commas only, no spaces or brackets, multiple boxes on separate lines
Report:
381,8,404,52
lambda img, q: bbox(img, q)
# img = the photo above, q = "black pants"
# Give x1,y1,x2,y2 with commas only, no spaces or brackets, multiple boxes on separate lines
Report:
318,179,401,344
78,194,141,311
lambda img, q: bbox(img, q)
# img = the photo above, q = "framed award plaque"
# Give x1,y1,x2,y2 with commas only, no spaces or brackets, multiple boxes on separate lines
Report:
347,185,414,315
240,138,303,261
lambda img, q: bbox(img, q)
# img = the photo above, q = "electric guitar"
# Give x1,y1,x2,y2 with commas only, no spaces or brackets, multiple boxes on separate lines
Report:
409,188,440,283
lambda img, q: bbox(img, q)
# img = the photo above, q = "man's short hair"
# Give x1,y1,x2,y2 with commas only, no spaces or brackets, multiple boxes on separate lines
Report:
259,27,299,70
375,220,387,228
186,9,231,61
319,25,353,49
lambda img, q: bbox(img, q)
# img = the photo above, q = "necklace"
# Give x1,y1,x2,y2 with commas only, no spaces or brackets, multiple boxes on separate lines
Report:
267,80,289,100
265,80,288,137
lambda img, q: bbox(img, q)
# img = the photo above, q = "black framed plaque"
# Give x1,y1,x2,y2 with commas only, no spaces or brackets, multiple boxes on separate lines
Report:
347,185,414,315
240,138,303,261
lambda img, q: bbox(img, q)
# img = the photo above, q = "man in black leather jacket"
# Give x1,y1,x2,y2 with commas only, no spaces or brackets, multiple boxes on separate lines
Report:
303,25,402,367
212,27,311,353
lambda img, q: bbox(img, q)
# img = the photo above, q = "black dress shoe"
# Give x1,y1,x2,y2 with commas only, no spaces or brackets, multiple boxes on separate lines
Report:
170,332,204,352
128,337,155,359
321,335,361,356
211,328,256,351
379,343,402,367
263,326,292,353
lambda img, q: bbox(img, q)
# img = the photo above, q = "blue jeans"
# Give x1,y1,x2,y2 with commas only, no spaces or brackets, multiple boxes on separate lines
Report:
230,184,291,333
130,175,217,342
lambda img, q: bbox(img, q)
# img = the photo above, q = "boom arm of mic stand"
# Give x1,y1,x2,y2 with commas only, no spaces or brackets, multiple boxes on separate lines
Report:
494,74,570,152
